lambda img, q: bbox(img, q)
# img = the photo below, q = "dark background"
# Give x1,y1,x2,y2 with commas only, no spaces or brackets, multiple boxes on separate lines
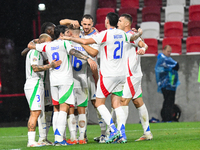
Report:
0,0,85,126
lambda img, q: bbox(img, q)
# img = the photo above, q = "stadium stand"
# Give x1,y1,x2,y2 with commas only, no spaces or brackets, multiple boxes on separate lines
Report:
186,36,200,54
164,21,183,38
165,5,185,22
118,7,138,23
189,5,200,21
120,0,139,8
95,23,106,32
188,20,200,36
142,6,161,23
96,8,115,23
143,38,158,56
190,0,200,6
166,0,186,6
143,0,162,7
98,0,117,9
140,22,160,39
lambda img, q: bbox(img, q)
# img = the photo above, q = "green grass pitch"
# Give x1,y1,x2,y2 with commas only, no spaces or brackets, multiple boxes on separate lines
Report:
0,122,200,150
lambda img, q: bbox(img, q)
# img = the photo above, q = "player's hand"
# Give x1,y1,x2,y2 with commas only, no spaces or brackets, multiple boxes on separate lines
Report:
138,28,143,36
87,58,97,71
51,59,62,68
71,20,80,29
137,48,145,55
131,28,138,33
60,36,71,40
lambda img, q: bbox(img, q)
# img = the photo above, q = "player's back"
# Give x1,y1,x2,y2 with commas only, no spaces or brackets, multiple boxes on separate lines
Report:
45,40,74,86
71,42,88,88
125,31,143,77
93,28,129,77
24,49,44,89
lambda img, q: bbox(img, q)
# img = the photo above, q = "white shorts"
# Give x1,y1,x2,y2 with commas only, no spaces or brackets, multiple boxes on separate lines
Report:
24,87,44,111
73,88,88,107
122,76,142,99
51,83,75,105
96,75,125,98
44,81,52,106
87,73,96,101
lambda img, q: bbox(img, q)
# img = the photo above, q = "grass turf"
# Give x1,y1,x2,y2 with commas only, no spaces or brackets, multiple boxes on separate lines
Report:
0,122,200,150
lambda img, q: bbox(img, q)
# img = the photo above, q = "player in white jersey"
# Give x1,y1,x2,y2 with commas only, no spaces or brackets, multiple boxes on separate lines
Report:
61,12,143,143
24,34,61,147
117,14,153,141
67,26,98,144
60,15,107,143
28,25,97,146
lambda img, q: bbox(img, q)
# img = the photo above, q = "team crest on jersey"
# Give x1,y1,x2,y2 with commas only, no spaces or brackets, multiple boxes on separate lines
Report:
33,58,37,62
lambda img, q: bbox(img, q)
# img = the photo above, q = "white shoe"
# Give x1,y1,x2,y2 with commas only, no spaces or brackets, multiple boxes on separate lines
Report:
99,135,106,143
135,133,153,141
38,139,53,146
27,141,45,147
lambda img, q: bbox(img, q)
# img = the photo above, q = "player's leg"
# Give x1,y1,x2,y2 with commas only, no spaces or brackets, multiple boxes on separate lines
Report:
25,88,44,147
133,96,153,141
54,84,74,146
67,106,78,144
112,94,127,143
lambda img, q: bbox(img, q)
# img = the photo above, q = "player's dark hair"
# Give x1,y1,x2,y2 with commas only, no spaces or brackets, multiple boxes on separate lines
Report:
82,14,93,21
121,13,133,24
106,12,119,27
54,25,68,39
41,22,55,34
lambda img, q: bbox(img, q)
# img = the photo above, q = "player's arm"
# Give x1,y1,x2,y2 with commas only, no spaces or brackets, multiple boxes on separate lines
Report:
59,19,80,28
32,59,62,72
130,28,143,41
137,40,148,55
69,48,97,70
81,44,98,57
22,39,39,56
61,36,96,45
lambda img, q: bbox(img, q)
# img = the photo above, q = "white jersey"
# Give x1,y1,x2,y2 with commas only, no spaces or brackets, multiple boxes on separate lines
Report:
126,30,143,77
81,29,100,76
92,28,130,77
71,41,88,88
24,49,44,89
36,40,74,86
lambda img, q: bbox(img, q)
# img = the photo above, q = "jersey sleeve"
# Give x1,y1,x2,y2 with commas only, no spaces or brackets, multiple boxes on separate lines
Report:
92,31,107,45
30,50,40,65
63,40,74,53
36,43,47,52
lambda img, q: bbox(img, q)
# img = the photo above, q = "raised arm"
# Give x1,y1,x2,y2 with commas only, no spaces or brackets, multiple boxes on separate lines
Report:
62,36,96,45
130,28,143,41
59,19,80,28
32,59,62,72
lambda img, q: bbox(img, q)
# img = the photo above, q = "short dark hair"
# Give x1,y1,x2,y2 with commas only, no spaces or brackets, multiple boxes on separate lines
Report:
54,25,68,39
82,14,93,21
41,22,55,34
120,14,133,24
163,45,171,50
106,12,119,27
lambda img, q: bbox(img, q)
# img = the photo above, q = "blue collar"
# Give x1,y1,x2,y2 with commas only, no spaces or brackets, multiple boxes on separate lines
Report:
87,29,96,36
126,30,132,33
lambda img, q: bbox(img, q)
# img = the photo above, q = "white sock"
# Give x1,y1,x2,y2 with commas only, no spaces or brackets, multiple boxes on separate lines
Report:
121,106,129,125
97,105,117,132
115,107,126,131
78,114,86,140
55,111,67,142
85,107,88,138
95,108,106,135
138,104,151,134
37,110,46,141
68,114,76,141
45,111,52,139
110,107,116,124
75,115,79,136
28,131,36,144
115,107,126,139
52,111,59,134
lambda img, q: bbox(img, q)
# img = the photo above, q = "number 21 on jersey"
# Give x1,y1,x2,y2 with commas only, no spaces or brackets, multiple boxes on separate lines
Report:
114,41,123,59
